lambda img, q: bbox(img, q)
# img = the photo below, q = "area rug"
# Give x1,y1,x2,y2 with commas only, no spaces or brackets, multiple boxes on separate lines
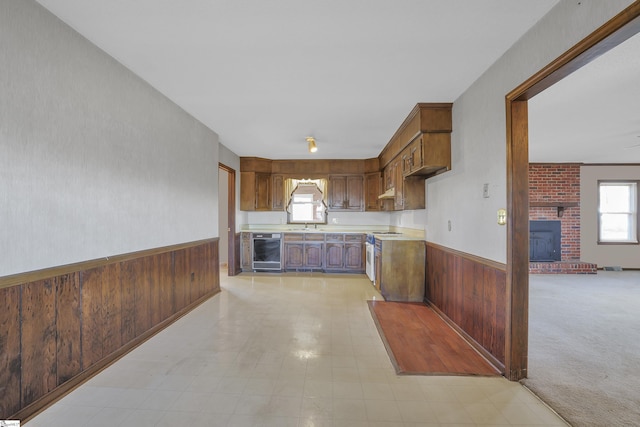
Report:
368,300,500,376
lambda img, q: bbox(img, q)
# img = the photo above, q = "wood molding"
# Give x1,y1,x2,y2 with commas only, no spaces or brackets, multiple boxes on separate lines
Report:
425,241,506,272
505,1,640,381
425,243,507,368
509,1,640,101
14,289,220,423
0,238,218,289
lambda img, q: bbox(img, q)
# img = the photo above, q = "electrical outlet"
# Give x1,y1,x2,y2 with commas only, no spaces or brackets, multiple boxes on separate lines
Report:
448,220,452,231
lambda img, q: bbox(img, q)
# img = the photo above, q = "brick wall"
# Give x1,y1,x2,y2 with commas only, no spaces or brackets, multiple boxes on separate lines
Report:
529,163,581,261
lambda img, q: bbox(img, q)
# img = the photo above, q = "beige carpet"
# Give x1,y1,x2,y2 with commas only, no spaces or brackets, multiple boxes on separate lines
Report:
524,271,640,427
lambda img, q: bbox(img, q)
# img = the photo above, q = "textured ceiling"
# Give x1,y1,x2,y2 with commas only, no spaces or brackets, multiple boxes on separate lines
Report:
33,1,637,163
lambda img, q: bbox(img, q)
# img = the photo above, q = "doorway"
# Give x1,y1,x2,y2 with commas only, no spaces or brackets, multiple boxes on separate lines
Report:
505,3,640,380
219,163,237,276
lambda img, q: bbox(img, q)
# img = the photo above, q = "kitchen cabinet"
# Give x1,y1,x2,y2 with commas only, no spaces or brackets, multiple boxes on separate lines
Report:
324,233,365,272
282,232,364,272
344,234,365,271
393,158,404,210
240,171,271,211
241,232,252,271
402,133,451,178
284,233,324,271
271,174,285,211
325,234,344,270
365,172,383,211
328,175,364,211
375,238,425,302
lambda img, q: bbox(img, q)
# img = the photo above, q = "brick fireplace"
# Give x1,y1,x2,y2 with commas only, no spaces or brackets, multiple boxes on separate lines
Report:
529,163,596,274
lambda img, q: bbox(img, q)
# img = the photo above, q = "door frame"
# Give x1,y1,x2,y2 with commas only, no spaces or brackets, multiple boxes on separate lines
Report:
219,163,238,276
505,2,640,380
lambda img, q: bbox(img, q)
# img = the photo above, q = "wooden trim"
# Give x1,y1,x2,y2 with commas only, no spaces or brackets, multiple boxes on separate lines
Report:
425,241,506,272
505,100,530,381
505,1,640,381
15,289,219,423
220,162,238,276
0,238,218,289
426,301,505,374
508,2,640,101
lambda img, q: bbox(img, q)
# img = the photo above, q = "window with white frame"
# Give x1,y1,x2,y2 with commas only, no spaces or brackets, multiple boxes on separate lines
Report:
598,181,639,244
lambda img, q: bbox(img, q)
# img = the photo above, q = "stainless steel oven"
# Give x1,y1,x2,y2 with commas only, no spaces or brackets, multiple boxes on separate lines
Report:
252,233,282,270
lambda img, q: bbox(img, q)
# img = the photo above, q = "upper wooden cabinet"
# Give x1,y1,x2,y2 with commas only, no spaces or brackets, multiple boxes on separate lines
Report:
379,103,452,172
240,171,271,211
271,174,285,211
364,172,383,211
328,175,364,211
402,133,451,177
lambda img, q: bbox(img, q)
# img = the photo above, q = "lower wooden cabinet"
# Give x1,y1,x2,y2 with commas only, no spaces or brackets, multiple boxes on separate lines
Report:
282,232,365,273
241,232,252,271
375,238,425,302
325,233,364,273
284,233,324,271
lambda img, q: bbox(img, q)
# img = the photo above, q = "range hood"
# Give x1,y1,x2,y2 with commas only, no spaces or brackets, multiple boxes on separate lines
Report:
378,188,395,199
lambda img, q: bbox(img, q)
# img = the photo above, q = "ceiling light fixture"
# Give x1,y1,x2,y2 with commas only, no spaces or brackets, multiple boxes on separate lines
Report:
306,136,318,153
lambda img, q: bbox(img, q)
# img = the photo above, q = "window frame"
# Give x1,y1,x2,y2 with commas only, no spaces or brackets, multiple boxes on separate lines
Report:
597,180,639,245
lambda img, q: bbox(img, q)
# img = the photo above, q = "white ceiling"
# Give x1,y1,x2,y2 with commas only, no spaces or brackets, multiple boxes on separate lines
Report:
529,32,640,163
33,0,637,163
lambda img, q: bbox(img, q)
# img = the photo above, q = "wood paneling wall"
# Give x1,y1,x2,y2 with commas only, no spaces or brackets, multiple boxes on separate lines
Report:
426,242,506,371
0,239,219,421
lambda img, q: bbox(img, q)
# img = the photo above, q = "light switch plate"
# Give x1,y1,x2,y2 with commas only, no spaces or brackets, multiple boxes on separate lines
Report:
483,183,490,198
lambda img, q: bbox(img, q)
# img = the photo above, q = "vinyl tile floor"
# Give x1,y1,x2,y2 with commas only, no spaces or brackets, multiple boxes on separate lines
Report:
28,272,567,427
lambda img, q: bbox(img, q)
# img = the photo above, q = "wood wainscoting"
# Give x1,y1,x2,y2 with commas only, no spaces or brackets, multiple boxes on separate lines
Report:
426,242,506,373
0,239,220,422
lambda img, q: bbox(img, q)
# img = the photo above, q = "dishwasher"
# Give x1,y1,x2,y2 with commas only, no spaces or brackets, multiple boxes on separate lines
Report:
252,233,282,271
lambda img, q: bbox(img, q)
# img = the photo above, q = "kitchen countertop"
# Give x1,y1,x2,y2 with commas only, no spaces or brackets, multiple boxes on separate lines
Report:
241,225,425,240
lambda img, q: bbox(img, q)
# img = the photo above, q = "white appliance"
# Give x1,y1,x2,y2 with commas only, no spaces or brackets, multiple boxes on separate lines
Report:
365,238,375,283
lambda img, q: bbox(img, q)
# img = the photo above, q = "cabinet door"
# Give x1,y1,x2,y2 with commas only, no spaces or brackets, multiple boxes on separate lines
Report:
325,243,344,270
284,243,304,270
328,175,347,210
393,159,404,210
329,175,364,211
365,172,382,211
241,233,252,271
409,136,424,173
304,243,324,269
344,242,364,271
271,174,284,211
345,175,364,210
255,173,271,210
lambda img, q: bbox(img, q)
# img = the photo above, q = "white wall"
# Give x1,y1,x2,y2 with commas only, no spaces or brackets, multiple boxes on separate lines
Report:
245,210,391,227
427,0,634,263
580,165,640,268
0,1,219,276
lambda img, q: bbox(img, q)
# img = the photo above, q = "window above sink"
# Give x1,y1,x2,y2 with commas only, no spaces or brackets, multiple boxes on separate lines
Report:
286,180,328,224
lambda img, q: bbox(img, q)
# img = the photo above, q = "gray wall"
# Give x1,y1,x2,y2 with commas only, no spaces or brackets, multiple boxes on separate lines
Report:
581,165,640,268
426,0,634,263
0,1,219,276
